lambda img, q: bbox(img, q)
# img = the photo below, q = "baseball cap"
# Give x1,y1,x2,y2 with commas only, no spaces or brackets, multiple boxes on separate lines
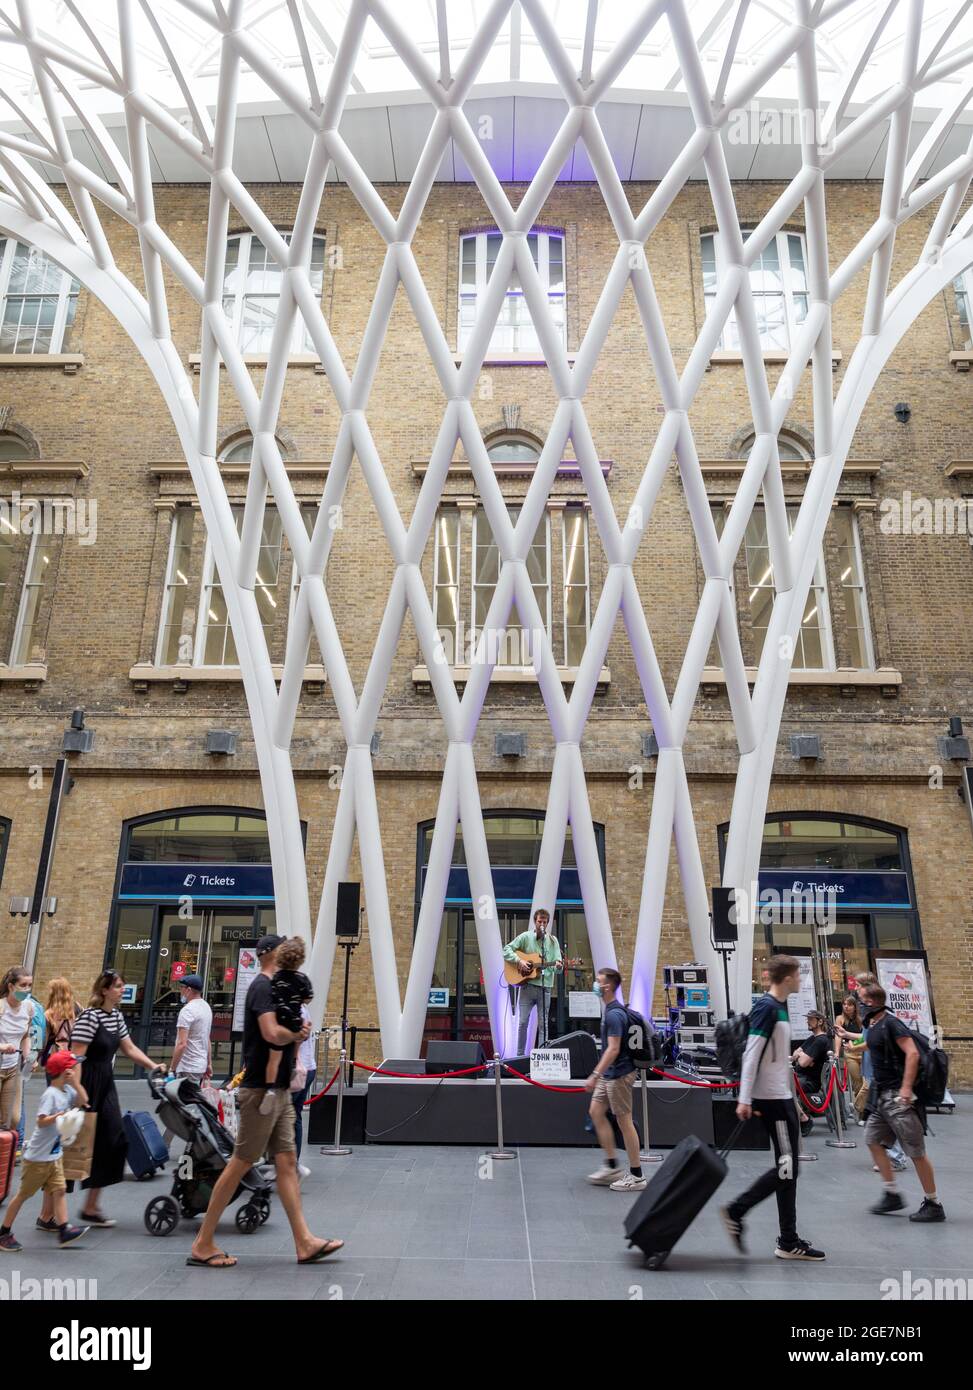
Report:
180,974,204,991
46,1049,79,1078
256,934,285,956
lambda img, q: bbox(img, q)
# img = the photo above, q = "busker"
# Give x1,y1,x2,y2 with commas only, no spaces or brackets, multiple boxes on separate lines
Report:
188,935,343,1268
0,1050,89,1252
585,967,646,1192
503,908,563,1053
859,983,945,1223
720,955,826,1260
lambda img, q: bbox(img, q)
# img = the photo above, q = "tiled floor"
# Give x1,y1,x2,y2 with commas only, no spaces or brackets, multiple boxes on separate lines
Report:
2,1082,968,1300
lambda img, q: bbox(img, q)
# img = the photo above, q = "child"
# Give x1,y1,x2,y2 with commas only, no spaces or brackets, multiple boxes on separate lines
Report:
261,937,313,1114
0,1049,89,1251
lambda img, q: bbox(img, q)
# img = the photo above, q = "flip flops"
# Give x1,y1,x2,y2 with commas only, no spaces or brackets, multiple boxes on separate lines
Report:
186,1250,238,1268
297,1238,344,1264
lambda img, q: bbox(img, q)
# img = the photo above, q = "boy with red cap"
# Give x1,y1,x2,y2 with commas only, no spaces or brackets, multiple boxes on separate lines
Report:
0,1049,89,1251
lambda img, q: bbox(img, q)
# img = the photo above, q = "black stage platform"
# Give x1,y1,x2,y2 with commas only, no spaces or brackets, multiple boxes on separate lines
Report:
305,1071,766,1149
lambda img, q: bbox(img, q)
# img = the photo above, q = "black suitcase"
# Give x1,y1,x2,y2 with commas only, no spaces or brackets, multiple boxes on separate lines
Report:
624,1126,740,1269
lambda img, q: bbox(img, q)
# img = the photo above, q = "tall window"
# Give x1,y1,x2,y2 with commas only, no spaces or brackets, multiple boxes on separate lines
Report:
459,230,565,355
953,269,973,346
433,509,461,657
0,239,79,354
10,530,57,665
702,229,809,351
156,508,196,665
832,506,873,669
222,232,325,353
473,505,550,667
1,434,56,667
562,505,590,666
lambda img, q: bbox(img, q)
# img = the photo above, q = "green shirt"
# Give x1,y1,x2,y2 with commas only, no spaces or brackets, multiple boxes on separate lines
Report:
503,930,562,988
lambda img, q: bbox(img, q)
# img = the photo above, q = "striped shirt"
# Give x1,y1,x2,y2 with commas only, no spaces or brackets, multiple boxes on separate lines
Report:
71,1007,129,1048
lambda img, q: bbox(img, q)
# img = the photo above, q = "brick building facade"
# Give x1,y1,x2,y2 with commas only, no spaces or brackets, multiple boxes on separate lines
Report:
1,179,972,1078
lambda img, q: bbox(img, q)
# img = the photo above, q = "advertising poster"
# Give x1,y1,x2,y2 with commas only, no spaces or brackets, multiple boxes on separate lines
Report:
231,946,261,1033
875,956,933,1034
786,954,818,1039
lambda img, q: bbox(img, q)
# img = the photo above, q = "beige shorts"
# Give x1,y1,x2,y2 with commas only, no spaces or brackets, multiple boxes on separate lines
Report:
864,1089,926,1160
591,1071,635,1117
18,1156,66,1199
233,1087,296,1165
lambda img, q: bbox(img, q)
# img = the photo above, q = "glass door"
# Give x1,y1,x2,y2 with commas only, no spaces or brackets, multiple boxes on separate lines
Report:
553,907,595,1037
204,910,258,1074
143,908,208,1069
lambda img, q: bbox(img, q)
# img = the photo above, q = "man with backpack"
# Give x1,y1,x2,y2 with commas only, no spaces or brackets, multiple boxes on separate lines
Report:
719,955,826,1260
859,983,945,1223
585,967,648,1192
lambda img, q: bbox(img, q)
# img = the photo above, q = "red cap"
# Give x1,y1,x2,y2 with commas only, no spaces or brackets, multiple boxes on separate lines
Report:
46,1050,78,1078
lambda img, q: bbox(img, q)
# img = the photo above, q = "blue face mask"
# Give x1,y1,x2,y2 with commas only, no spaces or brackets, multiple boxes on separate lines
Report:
13,989,30,1002
592,982,603,998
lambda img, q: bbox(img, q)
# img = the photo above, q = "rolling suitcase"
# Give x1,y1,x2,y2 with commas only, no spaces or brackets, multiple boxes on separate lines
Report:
123,1109,168,1180
0,1127,16,1205
624,1124,742,1269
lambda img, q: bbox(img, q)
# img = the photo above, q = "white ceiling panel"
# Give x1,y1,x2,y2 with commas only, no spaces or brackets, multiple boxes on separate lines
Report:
386,101,454,183
454,98,515,182
512,96,572,183
337,105,397,183
824,117,889,180
146,123,210,181
233,116,281,182
106,124,166,184
631,105,700,181
263,112,315,181
571,102,642,182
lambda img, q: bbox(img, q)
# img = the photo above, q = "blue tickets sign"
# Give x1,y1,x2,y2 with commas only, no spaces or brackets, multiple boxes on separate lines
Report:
119,862,275,901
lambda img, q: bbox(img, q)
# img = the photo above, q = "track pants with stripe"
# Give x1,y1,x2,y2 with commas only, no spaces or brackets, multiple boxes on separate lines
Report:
727,1097,800,1245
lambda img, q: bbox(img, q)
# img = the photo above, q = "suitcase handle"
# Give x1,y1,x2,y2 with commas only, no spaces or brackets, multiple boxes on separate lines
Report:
717,1118,747,1160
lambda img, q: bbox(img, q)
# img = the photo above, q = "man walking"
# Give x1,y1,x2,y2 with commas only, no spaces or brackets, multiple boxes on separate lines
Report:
189,935,343,1267
720,955,825,1260
585,968,645,1193
504,908,562,1054
163,974,213,1150
860,983,945,1223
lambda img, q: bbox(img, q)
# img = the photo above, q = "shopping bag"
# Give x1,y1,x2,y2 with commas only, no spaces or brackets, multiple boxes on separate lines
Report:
60,1112,97,1182
218,1088,238,1139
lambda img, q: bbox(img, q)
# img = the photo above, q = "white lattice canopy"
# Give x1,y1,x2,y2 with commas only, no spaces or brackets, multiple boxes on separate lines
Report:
2,0,973,1055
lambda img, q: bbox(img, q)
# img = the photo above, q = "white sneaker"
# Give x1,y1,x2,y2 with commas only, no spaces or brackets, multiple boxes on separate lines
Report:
298,1164,311,1179
610,1172,648,1192
586,1166,619,1185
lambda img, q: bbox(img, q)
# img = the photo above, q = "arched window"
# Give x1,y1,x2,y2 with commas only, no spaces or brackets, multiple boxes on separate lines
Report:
459,229,566,356
486,436,541,465
222,232,325,353
0,238,79,354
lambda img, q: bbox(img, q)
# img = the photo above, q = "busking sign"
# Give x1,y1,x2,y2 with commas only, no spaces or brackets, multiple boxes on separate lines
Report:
530,1049,571,1082
875,956,934,1034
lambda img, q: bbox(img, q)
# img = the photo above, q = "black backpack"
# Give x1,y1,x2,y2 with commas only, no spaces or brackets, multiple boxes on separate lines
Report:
715,1011,751,1081
882,1024,949,1107
621,1006,663,1069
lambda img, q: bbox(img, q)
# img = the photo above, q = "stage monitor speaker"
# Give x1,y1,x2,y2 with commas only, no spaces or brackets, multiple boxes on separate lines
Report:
545,1030,598,1078
374,1058,426,1076
425,1040,486,1076
712,885,738,943
336,881,361,944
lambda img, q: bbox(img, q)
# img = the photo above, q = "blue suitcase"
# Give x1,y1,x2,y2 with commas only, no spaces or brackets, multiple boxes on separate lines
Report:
123,1109,167,1180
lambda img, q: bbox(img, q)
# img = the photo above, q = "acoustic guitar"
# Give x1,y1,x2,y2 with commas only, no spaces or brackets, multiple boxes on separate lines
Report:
503,950,583,987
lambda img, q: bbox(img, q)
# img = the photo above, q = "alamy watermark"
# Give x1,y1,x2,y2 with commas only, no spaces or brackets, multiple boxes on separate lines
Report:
0,491,97,544
726,101,834,154
879,492,973,536
881,1270,973,1300
0,1270,97,1300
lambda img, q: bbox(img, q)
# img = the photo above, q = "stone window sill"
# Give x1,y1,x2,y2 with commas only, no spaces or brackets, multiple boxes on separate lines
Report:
413,664,610,687
0,663,47,684
187,354,325,373
700,666,901,690
0,353,83,374
708,350,842,371
950,351,973,372
453,352,577,368
129,663,327,687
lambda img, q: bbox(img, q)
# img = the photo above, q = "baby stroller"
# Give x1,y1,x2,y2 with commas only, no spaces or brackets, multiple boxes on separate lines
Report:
141,1074,274,1237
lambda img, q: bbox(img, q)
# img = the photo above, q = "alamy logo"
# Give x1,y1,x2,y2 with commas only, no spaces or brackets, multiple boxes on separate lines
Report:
0,1271,96,1301
881,1270,973,1300
50,1321,151,1370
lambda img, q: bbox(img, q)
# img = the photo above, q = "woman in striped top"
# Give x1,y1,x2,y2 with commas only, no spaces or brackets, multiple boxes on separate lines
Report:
70,972,162,1228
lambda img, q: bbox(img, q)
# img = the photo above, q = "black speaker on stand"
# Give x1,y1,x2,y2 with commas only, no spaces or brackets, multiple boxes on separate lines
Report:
711,885,738,1019
336,882,362,1073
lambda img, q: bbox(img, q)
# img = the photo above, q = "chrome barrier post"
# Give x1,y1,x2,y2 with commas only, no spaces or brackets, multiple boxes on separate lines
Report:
488,1055,516,1161
826,1052,856,1149
638,1067,663,1163
320,1047,352,1156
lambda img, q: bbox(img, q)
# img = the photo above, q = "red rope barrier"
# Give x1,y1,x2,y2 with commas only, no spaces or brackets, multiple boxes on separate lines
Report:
351,1060,490,1080
500,1064,581,1094
304,1065,341,1104
794,1067,836,1115
647,1067,739,1090
835,1061,849,1093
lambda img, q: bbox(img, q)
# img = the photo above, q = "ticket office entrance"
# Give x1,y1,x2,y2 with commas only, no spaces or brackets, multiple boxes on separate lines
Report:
105,808,285,1078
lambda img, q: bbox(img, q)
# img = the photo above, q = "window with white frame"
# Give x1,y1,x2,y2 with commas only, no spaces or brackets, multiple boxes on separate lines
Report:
953,268,973,346
222,232,325,354
709,502,873,671
459,230,565,356
433,508,461,662
701,228,809,352
156,508,196,666
473,505,550,667
562,505,590,666
0,238,80,354
10,529,57,665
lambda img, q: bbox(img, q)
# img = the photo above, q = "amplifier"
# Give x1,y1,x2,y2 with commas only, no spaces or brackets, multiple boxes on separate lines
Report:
425,1040,487,1076
678,1026,717,1046
678,1008,715,1029
663,964,708,987
373,1058,426,1076
681,987,710,1008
